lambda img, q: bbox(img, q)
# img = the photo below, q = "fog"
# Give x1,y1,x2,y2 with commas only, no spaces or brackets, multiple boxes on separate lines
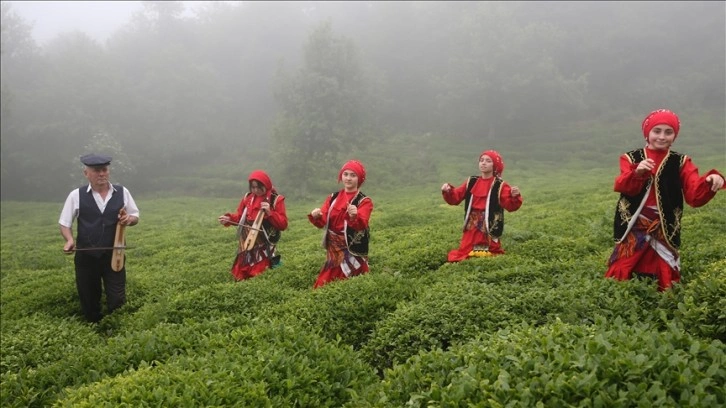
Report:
1,1,724,200
7,1,214,44
6,1,142,44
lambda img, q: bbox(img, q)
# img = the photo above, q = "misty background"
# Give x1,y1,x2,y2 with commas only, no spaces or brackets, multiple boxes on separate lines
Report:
1,1,724,201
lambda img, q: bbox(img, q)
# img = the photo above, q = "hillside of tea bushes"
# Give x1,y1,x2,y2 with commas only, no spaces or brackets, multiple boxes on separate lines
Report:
2,160,725,406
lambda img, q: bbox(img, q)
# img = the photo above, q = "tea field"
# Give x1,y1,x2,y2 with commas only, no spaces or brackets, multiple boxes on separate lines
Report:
1,165,725,407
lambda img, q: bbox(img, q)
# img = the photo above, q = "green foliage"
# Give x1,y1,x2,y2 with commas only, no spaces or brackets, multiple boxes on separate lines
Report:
358,268,672,374
272,20,381,195
5,2,722,200
2,319,240,407
0,269,78,320
675,260,726,342
54,320,378,407
1,161,724,406
266,273,420,350
360,277,515,371
361,133,441,188
0,314,97,373
128,280,301,331
1,3,724,404
356,319,726,407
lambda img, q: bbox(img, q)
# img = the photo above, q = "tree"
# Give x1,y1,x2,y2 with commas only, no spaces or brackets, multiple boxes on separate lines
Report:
433,2,587,141
272,20,379,195
68,130,136,186
0,2,43,198
104,0,228,176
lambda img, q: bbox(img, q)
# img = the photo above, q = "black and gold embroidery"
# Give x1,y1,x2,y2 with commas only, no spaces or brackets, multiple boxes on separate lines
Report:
617,198,632,226
464,176,505,238
613,149,684,249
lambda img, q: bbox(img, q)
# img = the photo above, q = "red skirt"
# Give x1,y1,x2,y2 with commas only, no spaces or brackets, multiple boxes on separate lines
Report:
231,243,271,281
448,211,504,262
605,214,680,291
314,231,368,288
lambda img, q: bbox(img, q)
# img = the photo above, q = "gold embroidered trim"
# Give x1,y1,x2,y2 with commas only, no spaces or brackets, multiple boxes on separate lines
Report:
652,150,683,250
617,198,632,226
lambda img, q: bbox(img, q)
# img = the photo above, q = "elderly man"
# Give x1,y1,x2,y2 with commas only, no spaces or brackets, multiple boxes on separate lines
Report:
59,153,140,323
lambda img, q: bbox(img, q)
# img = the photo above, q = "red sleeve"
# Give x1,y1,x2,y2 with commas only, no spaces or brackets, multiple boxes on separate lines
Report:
442,179,469,205
614,154,650,196
680,157,722,207
348,196,373,230
223,197,246,226
308,195,332,228
267,195,288,230
499,183,523,212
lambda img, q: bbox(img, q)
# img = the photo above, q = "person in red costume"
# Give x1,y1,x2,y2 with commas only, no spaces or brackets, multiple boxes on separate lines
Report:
219,170,288,281
605,109,725,291
442,150,523,262
308,160,373,288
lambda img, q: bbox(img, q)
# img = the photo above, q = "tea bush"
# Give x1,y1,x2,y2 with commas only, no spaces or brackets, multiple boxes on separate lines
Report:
1,157,724,406
675,259,726,342
55,320,379,407
0,269,78,320
360,277,524,371
355,319,726,407
0,314,97,373
266,273,420,350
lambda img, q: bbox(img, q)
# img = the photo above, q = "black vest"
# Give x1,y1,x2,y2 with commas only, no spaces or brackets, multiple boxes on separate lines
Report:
613,149,685,249
77,185,125,257
464,176,504,237
330,191,370,256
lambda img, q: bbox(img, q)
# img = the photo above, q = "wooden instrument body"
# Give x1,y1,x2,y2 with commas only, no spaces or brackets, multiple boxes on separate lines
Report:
111,208,127,272
240,210,265,252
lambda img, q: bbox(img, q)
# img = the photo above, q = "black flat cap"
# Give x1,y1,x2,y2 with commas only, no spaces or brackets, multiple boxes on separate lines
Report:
80,153,112,167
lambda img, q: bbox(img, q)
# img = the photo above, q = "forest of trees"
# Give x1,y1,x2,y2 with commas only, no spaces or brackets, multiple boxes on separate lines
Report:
1,1,724,200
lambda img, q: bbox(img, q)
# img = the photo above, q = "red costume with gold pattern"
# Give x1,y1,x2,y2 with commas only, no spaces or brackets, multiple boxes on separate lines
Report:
222,170,288,281
442,150,523,262
308,160,373,288
605,109,724,290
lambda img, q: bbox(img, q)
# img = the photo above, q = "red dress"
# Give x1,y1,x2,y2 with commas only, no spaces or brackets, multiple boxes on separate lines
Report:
223,193,288,281
308,189,373,288
443,176,523,262
605,147,722,290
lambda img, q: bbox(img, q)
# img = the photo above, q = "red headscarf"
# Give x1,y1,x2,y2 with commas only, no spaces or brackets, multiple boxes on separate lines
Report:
480,150,504,177
248,169,274,200
641,109,680,139
338,159,366,187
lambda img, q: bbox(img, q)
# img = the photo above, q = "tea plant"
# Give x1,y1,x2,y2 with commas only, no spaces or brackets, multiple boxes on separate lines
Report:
1,163,724,407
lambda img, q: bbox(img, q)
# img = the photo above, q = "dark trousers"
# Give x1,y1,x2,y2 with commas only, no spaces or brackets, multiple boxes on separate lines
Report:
74,252,126,323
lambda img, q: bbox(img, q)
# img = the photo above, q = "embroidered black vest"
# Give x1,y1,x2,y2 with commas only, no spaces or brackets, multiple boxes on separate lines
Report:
613,149,685,249
464,176,504,237
243,191,282,244
77,184,125,257
330,191,370,256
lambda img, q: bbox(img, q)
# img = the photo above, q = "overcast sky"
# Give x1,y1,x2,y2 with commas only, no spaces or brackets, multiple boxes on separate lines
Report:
6,1,214,45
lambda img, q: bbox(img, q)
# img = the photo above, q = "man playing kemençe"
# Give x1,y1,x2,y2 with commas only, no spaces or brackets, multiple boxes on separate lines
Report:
59,153,140,323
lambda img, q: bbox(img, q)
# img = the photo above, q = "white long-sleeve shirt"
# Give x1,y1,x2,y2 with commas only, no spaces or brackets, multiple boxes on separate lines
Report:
59,184,140,228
